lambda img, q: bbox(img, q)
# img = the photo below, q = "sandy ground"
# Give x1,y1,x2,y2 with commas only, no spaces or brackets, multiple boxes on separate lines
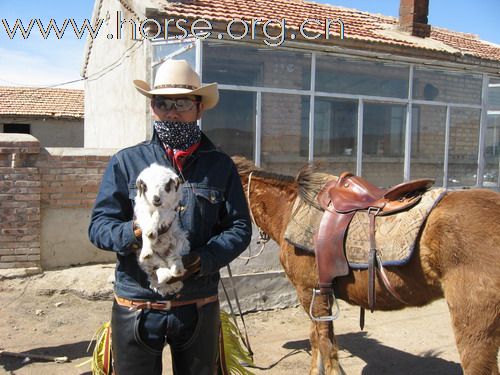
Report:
0,265,466,375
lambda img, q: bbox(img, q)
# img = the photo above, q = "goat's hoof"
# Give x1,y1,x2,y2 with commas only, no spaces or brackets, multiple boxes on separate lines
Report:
156,268,172,284
138,250,153,262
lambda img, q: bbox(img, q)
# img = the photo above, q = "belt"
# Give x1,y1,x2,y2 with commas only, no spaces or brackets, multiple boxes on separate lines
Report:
114,294,218,311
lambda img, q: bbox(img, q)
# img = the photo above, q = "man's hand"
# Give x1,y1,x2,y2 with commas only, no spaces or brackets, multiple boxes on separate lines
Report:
166,253,201,284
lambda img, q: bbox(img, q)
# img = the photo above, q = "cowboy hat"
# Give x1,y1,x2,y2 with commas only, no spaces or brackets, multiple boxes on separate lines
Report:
133,59,219,110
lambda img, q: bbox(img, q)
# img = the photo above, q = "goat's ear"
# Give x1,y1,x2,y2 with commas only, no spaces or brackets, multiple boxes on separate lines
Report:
136,179,146,196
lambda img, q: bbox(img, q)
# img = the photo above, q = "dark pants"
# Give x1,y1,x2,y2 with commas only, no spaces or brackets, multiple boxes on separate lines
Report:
111,299,220,375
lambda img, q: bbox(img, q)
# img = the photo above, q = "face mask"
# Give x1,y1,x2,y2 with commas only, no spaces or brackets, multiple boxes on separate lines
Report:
154,120,201,151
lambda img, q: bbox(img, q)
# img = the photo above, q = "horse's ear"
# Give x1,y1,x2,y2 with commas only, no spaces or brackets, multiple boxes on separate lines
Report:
136,179,146,196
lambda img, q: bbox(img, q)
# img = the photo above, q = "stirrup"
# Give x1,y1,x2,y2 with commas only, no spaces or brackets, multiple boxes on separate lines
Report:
309,288,341,322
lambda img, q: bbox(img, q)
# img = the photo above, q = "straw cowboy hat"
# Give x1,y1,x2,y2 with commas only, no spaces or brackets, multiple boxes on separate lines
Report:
133,59,219,110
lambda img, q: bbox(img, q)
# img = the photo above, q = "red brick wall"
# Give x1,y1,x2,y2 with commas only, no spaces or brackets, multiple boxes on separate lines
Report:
36,152,109,209
0,134,113,270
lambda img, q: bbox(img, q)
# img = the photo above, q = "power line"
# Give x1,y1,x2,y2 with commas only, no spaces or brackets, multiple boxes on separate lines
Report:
0,39,144,99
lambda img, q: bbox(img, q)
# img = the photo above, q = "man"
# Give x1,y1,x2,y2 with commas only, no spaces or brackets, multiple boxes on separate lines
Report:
88,59,252,375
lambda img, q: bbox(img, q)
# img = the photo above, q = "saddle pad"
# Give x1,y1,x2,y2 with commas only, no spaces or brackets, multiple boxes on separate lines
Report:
284,188,446,268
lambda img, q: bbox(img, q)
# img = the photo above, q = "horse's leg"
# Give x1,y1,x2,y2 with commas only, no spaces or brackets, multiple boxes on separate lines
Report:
441,268,500,375
309,320,322,375
297,286,342,375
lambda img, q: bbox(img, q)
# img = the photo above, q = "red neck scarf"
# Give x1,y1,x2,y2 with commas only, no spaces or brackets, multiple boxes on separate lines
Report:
165,141,201,172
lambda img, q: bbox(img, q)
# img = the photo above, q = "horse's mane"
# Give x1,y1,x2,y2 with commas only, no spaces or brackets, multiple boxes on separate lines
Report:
296,164,337,209
232,156,296,185
233,156,337,208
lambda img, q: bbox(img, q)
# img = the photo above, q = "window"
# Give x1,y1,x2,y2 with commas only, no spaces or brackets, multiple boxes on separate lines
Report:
203,42,311,90
312,98,358,174
485,79,500,187
410,105,446,185
362,103,406,186
152,41,196,75
316,55,409,98
202,90,255,160
448,108,481,187
3,124,30,134
413,68,482,105
261,93,309,174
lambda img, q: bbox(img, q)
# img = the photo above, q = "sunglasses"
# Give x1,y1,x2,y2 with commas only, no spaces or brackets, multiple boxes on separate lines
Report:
152,98,200,112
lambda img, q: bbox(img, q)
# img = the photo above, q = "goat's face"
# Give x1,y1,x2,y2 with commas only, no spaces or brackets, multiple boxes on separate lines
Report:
136,164,182,208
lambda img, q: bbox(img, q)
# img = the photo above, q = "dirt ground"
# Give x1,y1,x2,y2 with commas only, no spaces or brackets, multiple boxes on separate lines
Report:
0,265,466,375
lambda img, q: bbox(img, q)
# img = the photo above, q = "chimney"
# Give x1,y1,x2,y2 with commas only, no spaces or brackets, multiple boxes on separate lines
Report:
399,0,431,37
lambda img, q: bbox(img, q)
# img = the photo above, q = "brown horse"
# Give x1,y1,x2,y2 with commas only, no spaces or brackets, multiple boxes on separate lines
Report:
233,157,500,375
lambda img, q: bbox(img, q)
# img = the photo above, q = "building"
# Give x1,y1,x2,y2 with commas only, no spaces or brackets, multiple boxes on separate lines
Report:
83,0,500,189
0,87,84,147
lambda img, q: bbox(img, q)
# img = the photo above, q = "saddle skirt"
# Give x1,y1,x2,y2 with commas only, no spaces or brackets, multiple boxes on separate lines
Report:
284,187,446,268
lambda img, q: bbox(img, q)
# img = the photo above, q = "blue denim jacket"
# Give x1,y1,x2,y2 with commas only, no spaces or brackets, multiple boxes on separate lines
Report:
88,132,252,301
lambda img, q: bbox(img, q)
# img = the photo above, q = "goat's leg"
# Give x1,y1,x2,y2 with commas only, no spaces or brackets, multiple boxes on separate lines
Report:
156,267,173,284
138,213,159,262
146,211,160,240
166,246,185,277
169,257,185,277
138,235,154,262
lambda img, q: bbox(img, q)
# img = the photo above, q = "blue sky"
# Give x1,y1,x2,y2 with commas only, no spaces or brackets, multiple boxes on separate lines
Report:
0,0,498,89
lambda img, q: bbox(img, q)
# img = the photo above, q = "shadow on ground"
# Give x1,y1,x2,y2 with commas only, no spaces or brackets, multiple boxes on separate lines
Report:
0,340,93,373
282,332,462,375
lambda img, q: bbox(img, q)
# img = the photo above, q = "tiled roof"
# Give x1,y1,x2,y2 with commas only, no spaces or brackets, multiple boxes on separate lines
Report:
0,87,84,120
152,0,500,63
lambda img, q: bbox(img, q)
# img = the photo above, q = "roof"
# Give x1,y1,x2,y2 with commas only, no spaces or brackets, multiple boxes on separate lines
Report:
0,87,84,120
151,0,500,62
81,0,500,78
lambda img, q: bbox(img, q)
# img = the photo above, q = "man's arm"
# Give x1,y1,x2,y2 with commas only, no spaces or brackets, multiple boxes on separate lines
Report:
194,162,252,276
88,156,140,256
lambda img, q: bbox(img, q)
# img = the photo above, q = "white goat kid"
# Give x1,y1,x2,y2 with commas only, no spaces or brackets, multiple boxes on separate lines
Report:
134,163,189,295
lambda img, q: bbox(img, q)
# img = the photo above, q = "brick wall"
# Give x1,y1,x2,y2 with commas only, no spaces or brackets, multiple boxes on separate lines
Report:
0,135,41,269
36,150,109,209
0,134,114,270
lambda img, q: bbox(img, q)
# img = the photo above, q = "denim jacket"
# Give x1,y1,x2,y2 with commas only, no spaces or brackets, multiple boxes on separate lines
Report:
88,132,252,301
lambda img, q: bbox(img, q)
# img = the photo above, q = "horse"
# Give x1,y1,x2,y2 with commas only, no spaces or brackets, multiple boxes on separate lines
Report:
233,156,500,375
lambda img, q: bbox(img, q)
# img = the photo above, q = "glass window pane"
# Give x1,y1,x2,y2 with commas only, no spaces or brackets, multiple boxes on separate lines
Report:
152,41,196,67
488,78,500,111
202,90,255,160
316,55,409,98
410,105,446,186
313,97,357,174
203,42,311,90
413,67,482,105
448,108,481,187
362,103,406,186
261,94,309,174
485,113,500,188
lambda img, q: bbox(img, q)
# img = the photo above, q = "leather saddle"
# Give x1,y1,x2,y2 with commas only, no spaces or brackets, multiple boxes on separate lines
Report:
314,172,434,311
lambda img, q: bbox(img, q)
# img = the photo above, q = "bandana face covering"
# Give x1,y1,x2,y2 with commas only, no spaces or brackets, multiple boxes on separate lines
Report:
154,120,201,151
